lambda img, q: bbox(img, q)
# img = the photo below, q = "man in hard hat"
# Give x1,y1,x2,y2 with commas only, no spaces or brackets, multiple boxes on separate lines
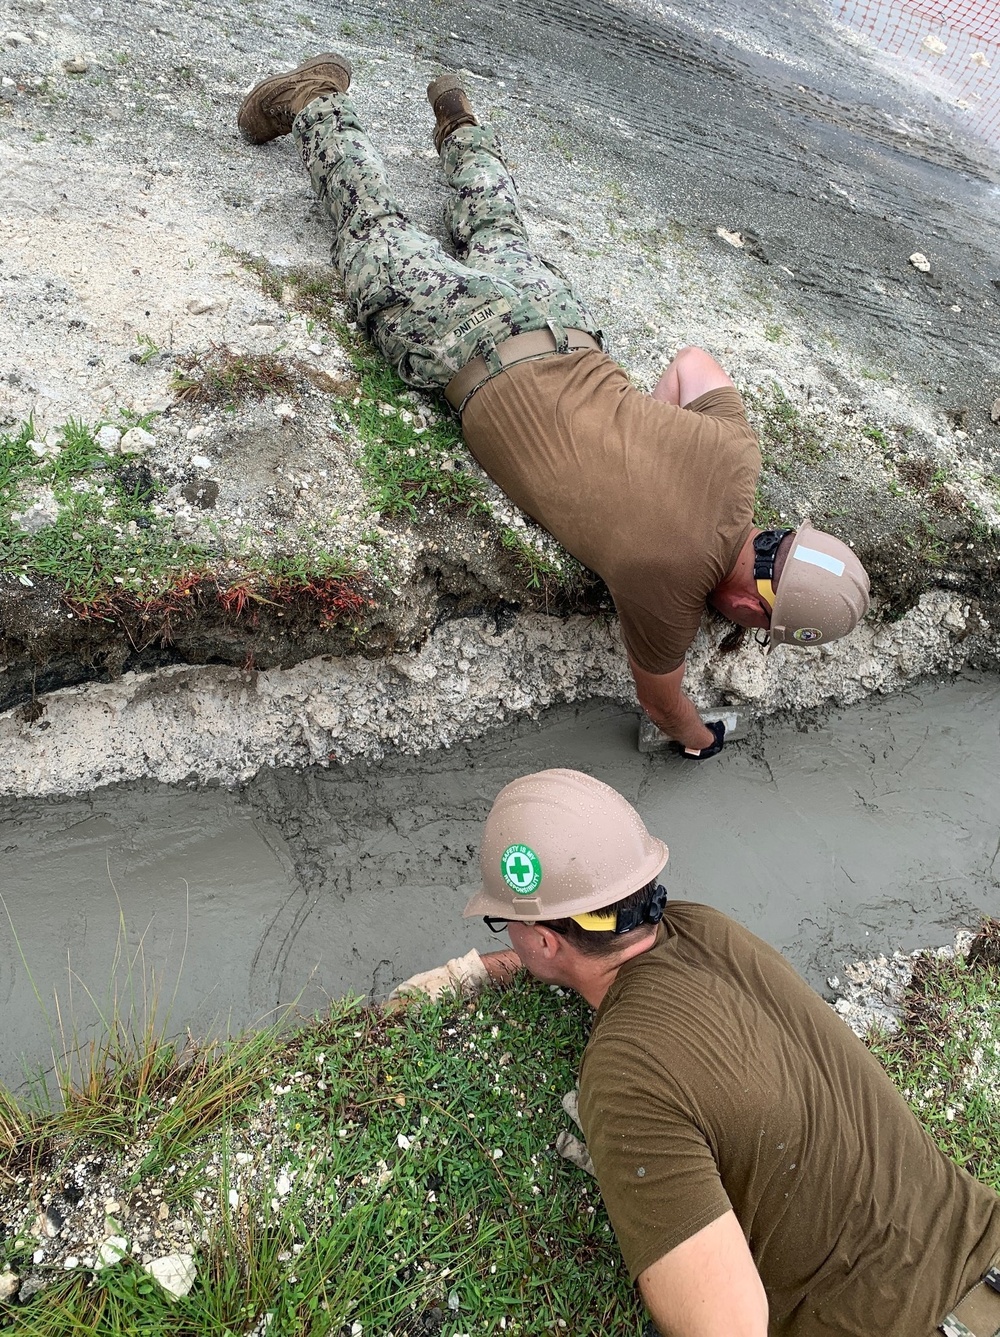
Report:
239,58,872,759
399,768,1000,1337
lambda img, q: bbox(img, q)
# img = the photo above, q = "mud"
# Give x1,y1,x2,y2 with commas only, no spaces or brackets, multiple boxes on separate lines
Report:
1,670,998,1090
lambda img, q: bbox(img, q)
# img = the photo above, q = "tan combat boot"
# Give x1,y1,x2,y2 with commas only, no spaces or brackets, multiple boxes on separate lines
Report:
427,73,478,152
238,53,352,144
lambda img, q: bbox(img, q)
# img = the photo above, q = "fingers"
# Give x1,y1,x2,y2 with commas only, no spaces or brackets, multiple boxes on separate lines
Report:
555,1130,596,1176
561,1087,584,1132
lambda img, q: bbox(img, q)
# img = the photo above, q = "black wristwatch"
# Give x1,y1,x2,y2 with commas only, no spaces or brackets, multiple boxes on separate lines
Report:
676,719,726,761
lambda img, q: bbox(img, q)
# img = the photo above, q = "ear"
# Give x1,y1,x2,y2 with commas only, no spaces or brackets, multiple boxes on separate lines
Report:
532,925,567,961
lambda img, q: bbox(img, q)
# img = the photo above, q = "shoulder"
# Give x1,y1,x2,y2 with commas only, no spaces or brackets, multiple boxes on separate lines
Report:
581,905,733,1059
648,901,753,957
665,902,781,960
585,905,792,1055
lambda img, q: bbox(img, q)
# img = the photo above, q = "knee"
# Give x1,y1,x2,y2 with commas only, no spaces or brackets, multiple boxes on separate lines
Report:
671,346,734,405
673,345,713,369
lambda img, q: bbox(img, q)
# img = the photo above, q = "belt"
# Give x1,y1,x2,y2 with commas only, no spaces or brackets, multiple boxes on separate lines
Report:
941,1266,1000,1337
444,327,601,413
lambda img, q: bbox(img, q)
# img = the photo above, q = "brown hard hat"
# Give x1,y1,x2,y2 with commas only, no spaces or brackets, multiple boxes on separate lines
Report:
462,769,669,922
769,521,870,649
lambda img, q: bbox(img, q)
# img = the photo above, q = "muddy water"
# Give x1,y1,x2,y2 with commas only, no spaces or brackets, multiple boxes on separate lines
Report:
1,672,998,1090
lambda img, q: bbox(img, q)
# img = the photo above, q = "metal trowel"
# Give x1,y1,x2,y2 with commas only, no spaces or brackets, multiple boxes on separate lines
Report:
637,710,747,754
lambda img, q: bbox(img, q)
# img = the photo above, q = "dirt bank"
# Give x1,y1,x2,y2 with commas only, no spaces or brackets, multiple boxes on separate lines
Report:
2,0,999,792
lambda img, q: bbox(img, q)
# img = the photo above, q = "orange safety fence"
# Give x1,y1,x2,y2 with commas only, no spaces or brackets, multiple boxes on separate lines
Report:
835,0,1000,145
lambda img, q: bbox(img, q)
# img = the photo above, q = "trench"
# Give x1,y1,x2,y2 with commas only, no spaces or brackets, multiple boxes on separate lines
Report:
7,0,1000,1079
1,672,998,1092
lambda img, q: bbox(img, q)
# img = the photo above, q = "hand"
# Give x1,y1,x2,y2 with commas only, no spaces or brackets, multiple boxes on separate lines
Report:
676,719,726,761
556,1089,595,1176
386,949,489,1004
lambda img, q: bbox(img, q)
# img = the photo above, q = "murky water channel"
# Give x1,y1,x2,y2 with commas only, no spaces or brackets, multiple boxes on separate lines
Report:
1,673,998,1091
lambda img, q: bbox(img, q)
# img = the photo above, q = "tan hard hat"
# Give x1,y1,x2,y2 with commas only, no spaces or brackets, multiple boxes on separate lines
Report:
462,769,668,922
767,521,870,648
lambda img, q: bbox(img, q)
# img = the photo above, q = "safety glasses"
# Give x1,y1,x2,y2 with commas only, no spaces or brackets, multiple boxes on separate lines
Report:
483,916,509,934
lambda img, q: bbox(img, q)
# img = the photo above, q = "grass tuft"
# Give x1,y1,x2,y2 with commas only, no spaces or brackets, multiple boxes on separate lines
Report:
227,250,343,321
745,382,827,479
171,345,299,409
0,416,213,602
334,328,487,521
499,526,589,600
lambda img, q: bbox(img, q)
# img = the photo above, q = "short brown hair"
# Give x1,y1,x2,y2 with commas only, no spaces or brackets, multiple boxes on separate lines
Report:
537,880,661,957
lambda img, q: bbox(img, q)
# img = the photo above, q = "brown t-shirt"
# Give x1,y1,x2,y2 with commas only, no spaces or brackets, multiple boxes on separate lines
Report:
461,350,761,673
579,904,1000,1336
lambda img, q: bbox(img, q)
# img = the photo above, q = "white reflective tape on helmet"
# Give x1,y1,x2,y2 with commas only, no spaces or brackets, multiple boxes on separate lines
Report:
791,545,846,577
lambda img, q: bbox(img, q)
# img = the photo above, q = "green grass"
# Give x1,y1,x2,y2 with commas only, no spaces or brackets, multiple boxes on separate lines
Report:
869,944,1000,1192
7,937,1000,1332
0,417,371,624
499,526,588,597
1,981,645,1335
752,486,782,529
339,340,487,521
900,513,949,566
744,382,827,479
861,425,890,452
133,334,162,366
860,366,892,384
0,416,214,602
0,883,289,1194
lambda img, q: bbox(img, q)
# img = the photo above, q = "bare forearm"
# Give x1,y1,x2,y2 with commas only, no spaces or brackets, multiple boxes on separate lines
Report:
479,949,523,986
640,1213,768,1337
630,658,716,753
644,689,715,751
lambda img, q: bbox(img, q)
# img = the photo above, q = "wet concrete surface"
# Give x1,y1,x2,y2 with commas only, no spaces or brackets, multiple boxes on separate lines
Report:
1,672,998,1091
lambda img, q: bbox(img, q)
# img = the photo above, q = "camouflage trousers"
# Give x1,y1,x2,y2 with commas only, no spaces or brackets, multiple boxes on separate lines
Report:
292,93,601,392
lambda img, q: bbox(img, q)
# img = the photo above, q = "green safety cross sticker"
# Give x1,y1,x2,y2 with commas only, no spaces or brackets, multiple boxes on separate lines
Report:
500,843,542,895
